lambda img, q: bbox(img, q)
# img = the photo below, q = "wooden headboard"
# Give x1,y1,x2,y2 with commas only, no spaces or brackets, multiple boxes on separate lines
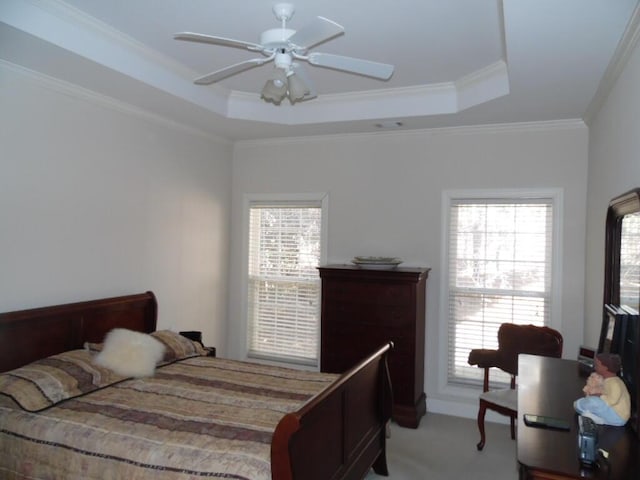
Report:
0,291,157,372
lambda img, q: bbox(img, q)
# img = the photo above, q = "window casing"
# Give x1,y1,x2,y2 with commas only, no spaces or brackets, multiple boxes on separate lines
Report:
246,197,326,366
444,192,558,387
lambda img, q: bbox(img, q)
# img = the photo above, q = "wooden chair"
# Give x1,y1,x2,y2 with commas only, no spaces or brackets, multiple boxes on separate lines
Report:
467,323,563,451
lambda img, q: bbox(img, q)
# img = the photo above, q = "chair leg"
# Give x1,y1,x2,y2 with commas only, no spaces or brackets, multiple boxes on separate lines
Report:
510,414,516,440
476,401,487,451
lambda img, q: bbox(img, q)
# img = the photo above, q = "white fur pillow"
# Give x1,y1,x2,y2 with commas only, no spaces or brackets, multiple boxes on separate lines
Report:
94,328,165,378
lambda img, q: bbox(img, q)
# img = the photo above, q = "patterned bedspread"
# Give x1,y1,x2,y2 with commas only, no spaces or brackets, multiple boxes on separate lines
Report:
0,356,338,480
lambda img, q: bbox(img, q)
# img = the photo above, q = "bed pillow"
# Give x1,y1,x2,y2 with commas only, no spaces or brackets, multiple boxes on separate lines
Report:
151,330,208,363
0,349,125,412
94,328,165,378
84,330,207,364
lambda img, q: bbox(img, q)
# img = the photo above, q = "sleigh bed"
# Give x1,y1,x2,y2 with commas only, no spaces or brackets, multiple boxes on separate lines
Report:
0,291,393,480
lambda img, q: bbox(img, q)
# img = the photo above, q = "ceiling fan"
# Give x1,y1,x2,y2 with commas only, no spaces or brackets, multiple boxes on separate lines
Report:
174,3,395,105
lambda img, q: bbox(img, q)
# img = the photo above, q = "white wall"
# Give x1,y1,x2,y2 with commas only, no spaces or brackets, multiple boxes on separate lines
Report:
228,122,589,416
0,63,233,349
585,37,640,347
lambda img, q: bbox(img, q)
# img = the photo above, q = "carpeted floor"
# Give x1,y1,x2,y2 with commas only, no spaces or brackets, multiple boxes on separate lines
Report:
366,413,519,480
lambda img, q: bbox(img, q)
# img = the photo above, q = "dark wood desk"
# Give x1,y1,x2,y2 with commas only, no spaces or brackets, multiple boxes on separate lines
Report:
517,355,639,479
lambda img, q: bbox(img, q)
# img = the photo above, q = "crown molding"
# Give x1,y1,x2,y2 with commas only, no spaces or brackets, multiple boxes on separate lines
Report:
583,2,640,125
234,119,586,149
4,0,510,128
227,61,510,125
1,59,231,145
227,82,457,125
455,60,510,111
2,0,230,115
19,0,197,80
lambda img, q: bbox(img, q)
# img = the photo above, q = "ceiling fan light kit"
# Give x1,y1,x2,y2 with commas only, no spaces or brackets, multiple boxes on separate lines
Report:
174,3,394,105
261,67,309,104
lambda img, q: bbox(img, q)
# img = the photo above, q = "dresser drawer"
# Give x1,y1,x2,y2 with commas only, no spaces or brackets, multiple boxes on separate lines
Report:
323,321,408,343
322,325,390,370
323,302,412,327
324,281,412,306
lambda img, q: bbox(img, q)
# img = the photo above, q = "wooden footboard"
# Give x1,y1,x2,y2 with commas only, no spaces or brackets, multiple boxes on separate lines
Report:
271,342,393,480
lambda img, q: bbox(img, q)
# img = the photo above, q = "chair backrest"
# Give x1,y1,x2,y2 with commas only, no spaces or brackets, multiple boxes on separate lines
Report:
496,323,563,376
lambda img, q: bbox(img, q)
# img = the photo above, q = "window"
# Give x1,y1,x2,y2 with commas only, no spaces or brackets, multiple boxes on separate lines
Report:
444,191,558,387
246,196,326,366
620,212,640,310
604,188,640,311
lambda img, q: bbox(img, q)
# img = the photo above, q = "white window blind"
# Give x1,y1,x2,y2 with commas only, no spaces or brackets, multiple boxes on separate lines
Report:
620,212,640,309
447,197,554,386
247,202,322,365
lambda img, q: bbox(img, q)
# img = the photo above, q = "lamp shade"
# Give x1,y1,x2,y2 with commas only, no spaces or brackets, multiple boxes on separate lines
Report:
287,73,310,102
261,69,288,103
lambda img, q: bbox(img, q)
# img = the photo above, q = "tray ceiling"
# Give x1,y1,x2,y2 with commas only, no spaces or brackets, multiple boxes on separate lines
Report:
1,0,638,140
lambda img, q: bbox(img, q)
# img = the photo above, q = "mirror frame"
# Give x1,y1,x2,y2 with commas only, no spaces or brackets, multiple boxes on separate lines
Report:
604,188,640,307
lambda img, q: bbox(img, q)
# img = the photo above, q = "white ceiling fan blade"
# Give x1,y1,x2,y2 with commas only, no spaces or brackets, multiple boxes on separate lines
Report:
194,58,272,84
290,63,317,100
287,17,344,50
307,53,394,80
174,32,264,52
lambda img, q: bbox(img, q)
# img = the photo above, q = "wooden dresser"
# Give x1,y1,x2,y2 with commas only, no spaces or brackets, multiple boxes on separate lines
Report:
318,265,430,428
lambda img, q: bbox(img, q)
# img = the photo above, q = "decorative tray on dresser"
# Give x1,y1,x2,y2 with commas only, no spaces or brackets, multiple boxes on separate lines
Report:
318,264,430,428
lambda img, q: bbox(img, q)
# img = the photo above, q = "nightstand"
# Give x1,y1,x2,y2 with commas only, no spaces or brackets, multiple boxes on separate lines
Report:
179,331,216,357
205,346,216,357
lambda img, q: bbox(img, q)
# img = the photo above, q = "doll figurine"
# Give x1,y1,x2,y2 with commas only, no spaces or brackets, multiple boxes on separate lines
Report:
574,353,630,426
